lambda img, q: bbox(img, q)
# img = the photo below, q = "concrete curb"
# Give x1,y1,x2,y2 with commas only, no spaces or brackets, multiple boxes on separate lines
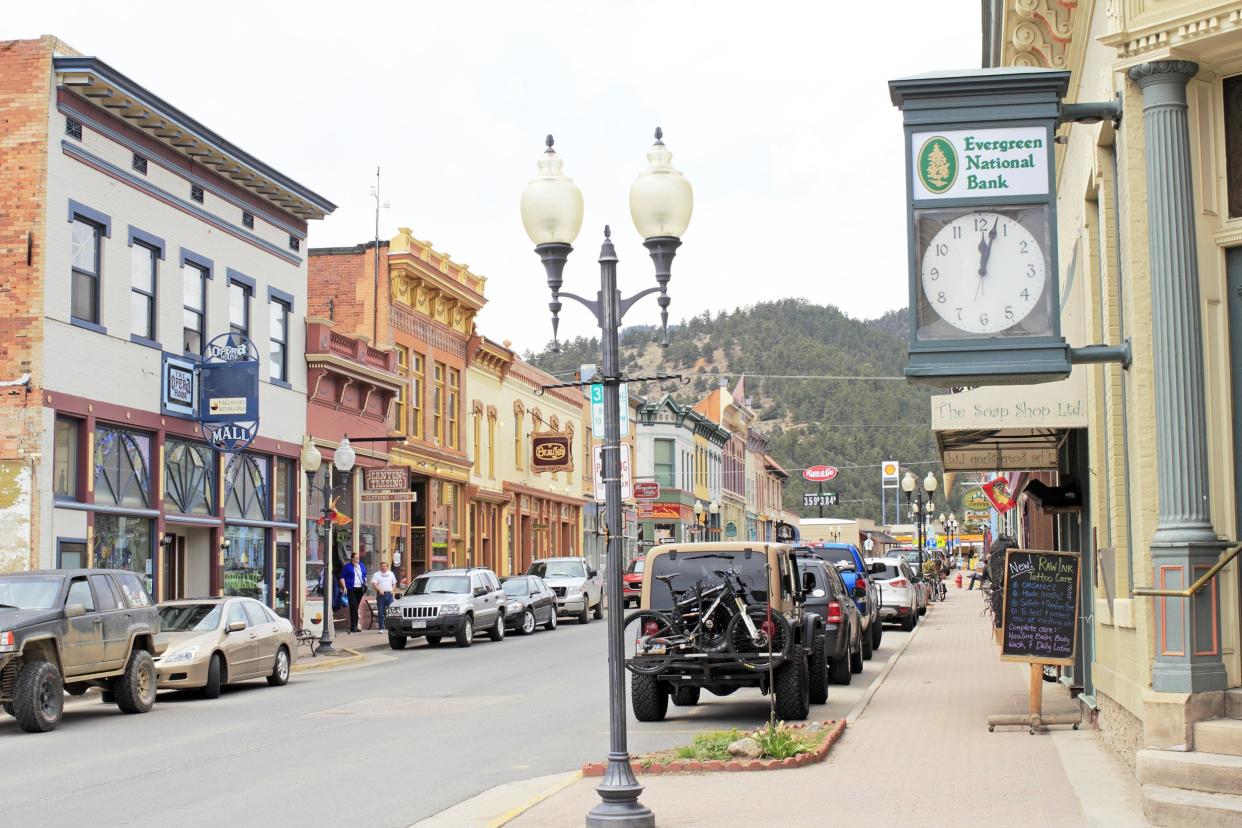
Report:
290,649,364,673
409,771,582,828
488,772,583,828
581,719,847,776
845,618,924,724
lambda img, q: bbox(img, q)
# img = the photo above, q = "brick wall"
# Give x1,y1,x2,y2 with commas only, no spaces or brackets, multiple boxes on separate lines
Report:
308,242,390,346
0,38,52,570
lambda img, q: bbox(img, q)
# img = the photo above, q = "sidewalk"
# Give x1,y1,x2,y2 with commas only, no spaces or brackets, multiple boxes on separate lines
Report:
504,586,1147,828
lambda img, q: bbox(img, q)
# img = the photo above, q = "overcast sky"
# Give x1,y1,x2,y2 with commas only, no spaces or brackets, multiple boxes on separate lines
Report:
13,1,981,353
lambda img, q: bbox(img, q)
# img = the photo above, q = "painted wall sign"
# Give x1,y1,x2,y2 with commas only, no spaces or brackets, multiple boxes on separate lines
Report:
802,465,839,483
912,127,1049,200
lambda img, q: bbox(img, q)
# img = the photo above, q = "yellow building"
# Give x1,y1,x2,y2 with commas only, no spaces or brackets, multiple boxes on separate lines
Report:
465,337,587,576
936,2,1242,821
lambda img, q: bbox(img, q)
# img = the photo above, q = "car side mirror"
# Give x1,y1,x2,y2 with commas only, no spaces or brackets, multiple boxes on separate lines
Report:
65,603,86,619
227,620,246,633
589,569,598,578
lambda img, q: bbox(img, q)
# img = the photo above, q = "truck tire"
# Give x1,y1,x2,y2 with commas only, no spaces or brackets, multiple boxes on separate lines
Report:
808,634,829,705
455,616,475,648
831,652,852,685
13,661,63,733
115,650,157,714
901,612,915,632
631,673,668,722
773,653,810,721
871,621,883,650
861,624,874,660
578,603,591,625
2,702,13,717
850,640,864,674
671,686,700,706
593,597,603,620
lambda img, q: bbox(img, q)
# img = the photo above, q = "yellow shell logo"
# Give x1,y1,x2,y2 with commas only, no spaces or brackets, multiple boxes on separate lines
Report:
535,443,567,461
882,462,897,476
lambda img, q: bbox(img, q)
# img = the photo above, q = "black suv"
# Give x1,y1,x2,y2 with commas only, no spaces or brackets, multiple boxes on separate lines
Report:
0,569,161,732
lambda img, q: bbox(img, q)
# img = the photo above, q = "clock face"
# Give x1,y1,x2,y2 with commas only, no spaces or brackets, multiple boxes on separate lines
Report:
920,211,1046,334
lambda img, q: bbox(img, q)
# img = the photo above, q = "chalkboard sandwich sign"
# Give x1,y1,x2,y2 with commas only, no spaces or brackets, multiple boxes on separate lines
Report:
999,548,1079,665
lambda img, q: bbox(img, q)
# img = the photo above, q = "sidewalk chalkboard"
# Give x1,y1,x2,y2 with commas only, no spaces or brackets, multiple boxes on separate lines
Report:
1000,549,1079,665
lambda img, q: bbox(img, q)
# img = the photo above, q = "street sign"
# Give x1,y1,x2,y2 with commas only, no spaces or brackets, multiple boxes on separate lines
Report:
633,481,660,500
802,492,839,507
802,465,838,483
619,382,629,436
592,444,632,500
590,384,605,438
882,460,900,484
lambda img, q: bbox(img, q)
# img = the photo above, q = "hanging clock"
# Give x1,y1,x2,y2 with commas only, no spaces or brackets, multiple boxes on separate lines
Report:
890,68,1073,387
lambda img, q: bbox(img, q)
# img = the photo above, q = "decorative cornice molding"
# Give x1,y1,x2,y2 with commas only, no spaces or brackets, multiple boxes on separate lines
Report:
1006,0,1079,68
1103,4,1242,61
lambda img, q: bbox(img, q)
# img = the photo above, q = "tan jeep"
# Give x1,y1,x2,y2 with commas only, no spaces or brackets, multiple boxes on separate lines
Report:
626,542,825,721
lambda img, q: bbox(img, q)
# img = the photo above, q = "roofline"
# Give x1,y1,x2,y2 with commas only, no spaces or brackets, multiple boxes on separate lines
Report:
309,241,388,256
53,55,336,215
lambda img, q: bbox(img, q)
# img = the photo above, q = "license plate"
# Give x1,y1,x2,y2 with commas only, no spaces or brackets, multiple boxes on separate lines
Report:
412,621,426,629
640,642,667,656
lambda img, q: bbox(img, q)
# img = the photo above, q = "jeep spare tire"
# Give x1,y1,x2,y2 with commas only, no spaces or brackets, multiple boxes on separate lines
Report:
115,650,157,714
14,661,63,732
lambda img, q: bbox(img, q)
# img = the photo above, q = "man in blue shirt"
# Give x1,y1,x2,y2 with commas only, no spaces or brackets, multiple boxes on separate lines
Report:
339,553,368,633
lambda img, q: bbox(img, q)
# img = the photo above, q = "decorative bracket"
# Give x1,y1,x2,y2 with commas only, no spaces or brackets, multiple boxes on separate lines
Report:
1069,338,1132,369
1059,95,1122,127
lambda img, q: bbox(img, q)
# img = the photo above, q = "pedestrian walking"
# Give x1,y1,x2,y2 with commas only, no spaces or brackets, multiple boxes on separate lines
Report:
339,553,368,633
371,559,398,631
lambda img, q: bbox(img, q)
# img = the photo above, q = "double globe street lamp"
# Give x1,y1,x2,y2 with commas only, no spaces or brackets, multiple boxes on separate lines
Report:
902,471,938,569
693,499,720,539
520,129,693,828
300,436,356,655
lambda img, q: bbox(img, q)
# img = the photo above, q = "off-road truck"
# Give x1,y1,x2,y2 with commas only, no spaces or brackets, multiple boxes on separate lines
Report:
0,569,161,733
624,542,823,722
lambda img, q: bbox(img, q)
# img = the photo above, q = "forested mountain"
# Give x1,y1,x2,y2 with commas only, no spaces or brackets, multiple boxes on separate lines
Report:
527,299,947,524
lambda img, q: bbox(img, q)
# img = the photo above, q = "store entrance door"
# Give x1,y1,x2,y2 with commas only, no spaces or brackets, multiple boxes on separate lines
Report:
162,535,186,601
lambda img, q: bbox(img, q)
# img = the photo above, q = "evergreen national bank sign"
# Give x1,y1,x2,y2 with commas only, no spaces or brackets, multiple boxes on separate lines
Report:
912,126,1048,199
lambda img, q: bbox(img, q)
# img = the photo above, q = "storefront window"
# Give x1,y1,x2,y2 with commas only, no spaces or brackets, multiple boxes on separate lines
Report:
359,499,382,575
225,453,270,520
94,425,151,508
54,417,79,499
164,439,214,515
273,541,291,619
274,457,295,522
224,525,268,602
94,514,153,595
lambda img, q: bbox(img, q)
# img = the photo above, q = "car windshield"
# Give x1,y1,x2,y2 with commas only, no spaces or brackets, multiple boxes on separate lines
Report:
159,603,222,632
647,552,769,610
410,575,469,595
625,559,645,575
529,561,585,579
502,579,529,596
0,577,61,610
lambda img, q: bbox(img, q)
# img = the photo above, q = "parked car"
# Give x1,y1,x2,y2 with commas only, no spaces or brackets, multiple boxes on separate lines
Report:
626,542,823,722
895,547,930,613
385,567,506,648
500,575,558,635
622,557,646,608
0,569,160,732
528,557,603,623
867,557,920,631
155,597,295,698
795,543,882,659
796,559,863,688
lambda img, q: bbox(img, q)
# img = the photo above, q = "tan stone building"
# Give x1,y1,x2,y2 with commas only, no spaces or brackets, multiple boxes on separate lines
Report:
937,2,1242,821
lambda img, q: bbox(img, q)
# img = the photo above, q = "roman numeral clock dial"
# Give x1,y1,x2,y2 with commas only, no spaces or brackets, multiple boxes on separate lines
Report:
921,211,1045,335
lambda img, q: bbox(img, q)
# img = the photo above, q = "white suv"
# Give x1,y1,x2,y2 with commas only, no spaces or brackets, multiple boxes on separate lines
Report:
867,558,920,632
385,567,507,648
527,557,603,624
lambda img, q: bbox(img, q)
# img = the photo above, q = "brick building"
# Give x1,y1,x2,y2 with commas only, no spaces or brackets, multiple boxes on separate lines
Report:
0,37,335,622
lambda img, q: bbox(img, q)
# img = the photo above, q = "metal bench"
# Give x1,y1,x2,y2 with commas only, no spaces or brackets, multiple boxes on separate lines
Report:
296,628,319,657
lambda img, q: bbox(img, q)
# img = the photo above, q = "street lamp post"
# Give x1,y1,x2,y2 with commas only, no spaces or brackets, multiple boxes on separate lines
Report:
521,129,692,828
301,436,356,656
901,471,938,568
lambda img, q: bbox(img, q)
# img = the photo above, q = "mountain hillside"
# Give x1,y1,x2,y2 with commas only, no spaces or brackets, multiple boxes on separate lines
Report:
527,299,947,524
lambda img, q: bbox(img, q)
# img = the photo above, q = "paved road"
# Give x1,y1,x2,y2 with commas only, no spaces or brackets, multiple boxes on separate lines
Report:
0,614,914,827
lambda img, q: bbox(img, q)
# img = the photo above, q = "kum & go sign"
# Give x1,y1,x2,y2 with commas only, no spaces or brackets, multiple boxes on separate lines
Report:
912,126,1049,200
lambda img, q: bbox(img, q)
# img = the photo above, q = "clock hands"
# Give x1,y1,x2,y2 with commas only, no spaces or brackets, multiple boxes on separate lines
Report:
975,218,1000,300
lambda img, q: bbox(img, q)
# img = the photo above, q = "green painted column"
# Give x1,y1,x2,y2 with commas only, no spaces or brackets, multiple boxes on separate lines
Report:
1129,60,1228,693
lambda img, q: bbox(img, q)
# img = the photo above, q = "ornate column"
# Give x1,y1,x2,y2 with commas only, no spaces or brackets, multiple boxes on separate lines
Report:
1129,60,1228,693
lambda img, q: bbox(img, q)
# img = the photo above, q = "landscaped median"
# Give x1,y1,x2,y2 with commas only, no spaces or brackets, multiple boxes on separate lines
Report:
582,719,846,777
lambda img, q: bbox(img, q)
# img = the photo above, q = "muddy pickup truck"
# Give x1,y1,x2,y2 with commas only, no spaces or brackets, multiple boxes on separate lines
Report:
0,569,161,732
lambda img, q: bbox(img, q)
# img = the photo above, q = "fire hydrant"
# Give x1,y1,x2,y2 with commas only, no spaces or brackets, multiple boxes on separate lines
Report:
955,572,963,589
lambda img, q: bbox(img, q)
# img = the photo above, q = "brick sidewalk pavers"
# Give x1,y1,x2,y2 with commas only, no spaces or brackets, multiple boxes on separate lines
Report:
509,586,1091,827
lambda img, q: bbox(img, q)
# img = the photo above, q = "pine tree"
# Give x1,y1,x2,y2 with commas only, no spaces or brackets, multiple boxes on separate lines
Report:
925,142,951,188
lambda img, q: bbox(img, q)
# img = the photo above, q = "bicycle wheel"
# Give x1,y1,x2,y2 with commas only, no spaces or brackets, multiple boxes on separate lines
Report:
622,610,677,675
726,607,791,671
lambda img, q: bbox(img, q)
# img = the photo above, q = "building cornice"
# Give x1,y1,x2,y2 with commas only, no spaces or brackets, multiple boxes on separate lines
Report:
1100,2,1242,62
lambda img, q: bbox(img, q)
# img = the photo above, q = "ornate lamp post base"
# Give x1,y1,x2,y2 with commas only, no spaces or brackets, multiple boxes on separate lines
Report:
586,756,654,828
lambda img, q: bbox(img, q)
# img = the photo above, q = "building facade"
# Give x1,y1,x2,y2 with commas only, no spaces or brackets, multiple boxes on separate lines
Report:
0,39,334,623
635,395,727,544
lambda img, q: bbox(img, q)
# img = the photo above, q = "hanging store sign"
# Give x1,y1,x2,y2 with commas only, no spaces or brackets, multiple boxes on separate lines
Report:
531,433,573,473
365,466,410,492
963,489,991,511
361,491,418,503
198,333,259,454
161,353,197,419
633,481,660,500
911,127,1050,200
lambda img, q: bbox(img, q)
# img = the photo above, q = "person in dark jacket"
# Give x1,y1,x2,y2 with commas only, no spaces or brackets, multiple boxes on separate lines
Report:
338,553,368,633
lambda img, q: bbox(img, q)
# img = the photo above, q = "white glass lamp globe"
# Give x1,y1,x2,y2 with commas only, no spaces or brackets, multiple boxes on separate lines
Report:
334,437,356,473
300,436,323,474
924,472,939,493
629,128,693,240
901,471,917,493
520,136,584,246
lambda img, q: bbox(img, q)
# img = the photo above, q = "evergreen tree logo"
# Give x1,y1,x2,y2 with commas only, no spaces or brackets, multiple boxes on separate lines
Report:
917,136,957,194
